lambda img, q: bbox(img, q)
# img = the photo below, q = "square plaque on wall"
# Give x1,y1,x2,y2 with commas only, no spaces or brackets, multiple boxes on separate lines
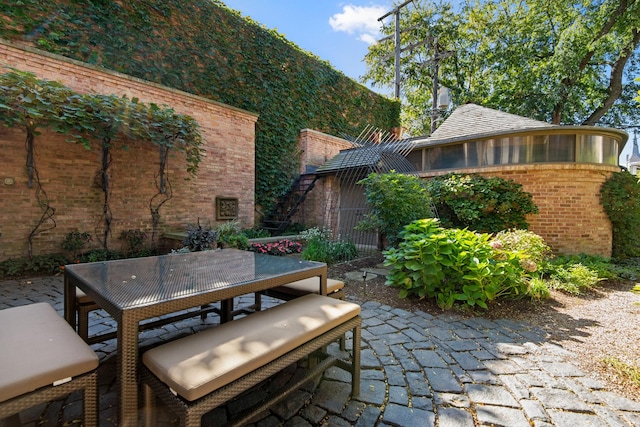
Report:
216,197,239,220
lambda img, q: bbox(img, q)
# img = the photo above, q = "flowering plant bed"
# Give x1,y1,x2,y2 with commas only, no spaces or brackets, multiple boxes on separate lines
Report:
249,239,302,256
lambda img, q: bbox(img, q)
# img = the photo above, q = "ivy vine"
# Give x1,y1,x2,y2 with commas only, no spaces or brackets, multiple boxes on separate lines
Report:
0,69,73,258
600,171,640,258
0,0,400,212
137,103,203,242
0,70,203,256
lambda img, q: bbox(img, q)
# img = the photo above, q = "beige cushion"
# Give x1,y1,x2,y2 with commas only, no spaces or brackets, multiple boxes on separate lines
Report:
143,294,360,401
0,302,99,403
272,277,344,297
75,288,94,305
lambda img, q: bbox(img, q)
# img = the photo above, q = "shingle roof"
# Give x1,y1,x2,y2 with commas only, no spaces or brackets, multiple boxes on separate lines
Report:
413,103,555,146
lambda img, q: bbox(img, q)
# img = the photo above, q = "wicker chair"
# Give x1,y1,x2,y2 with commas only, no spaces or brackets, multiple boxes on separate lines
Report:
0,303,99,427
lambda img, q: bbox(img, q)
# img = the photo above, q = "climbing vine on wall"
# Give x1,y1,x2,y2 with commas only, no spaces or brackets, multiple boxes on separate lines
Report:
0,69,203,255
136,103,203,242
0,0,400,212
0,69,73,258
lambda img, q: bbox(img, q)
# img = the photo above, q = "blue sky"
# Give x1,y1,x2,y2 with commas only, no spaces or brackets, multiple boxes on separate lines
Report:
222,0,395,95
222,0,635,163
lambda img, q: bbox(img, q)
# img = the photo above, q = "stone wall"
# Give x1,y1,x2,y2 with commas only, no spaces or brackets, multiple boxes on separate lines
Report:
0,41,258,260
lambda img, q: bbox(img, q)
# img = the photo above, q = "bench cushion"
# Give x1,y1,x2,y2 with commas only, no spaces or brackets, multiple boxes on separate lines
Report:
271,278,344,297
75,288,94,304
0,302,99,403
143,294,360,401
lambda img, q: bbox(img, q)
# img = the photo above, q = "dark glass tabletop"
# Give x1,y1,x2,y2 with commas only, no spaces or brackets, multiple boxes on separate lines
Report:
64,249,325,309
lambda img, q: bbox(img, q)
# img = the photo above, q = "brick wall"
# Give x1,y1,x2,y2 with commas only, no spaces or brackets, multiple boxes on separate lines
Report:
0,41,258,260
294,129,351,230
421,164,617,257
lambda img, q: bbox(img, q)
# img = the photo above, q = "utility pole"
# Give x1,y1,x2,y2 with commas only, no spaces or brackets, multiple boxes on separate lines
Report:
427,37,454,131
378,1,454,131
378,0,414,99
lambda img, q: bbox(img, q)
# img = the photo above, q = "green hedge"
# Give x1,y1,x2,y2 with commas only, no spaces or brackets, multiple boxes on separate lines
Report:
0,0,399,211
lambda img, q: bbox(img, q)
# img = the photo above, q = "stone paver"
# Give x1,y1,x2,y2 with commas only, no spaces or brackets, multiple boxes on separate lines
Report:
1,274,639,426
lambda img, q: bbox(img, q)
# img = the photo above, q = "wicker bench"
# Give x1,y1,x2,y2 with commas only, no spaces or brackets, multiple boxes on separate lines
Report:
262,277,345,300
259,277,347,349
0,303,99,427
141,293,361,427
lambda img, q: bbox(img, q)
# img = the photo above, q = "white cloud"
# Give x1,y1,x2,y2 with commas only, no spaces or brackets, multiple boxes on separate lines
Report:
329,4,387,45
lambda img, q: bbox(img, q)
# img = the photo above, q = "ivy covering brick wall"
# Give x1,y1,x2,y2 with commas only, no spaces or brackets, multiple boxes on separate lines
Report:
0,42,258,261
0,0,400,212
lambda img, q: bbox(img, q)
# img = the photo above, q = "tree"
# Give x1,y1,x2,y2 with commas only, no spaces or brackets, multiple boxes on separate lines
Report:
364,0,640,134
356,171,435,247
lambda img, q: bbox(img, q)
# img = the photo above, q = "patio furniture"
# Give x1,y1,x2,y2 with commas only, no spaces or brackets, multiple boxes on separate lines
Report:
141,293,361,427
63,248,327,425
75,288,224,344
262,277,345,300
260,277,346,349
0,302,99,427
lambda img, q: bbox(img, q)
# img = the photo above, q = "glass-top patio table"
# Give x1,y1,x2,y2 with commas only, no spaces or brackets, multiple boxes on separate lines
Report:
63,248,327,425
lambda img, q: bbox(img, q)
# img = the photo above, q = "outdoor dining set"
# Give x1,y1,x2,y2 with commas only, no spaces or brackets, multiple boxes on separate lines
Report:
0,249,362,426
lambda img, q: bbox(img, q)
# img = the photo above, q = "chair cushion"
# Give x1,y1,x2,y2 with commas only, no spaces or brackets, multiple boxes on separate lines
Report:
143,294,360,401
0,302,99,403
271,277,344,297
75,288,94,304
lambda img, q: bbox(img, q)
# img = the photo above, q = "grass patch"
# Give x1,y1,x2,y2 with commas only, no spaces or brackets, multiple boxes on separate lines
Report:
601,357,640,388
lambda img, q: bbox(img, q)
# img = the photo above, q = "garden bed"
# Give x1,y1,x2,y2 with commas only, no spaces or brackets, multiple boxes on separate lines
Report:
328,253,640,403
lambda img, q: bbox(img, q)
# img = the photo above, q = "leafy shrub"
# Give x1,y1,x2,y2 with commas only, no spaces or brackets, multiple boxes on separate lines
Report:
613,257,640,280
78,249,123,263
183,221,218,251
119,229,147,254
383,218,529,309
425,173,538,233
356,171,434,247
220,233,248,250
600,171,640,258
0,253,70,279
546,263,603,294
300,227,331,242
551,254,618,280
249,240,302,256
300,227,358,264
527,277,551,301
241,227,271,239
61,231,93,259
216,220,249,249
302,239,358,264
491,229,552,267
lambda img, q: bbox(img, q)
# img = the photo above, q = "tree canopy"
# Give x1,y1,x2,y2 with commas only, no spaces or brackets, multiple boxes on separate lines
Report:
364,0,640,135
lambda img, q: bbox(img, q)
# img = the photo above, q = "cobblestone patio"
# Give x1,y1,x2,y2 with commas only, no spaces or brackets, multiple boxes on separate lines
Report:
1,275,639,426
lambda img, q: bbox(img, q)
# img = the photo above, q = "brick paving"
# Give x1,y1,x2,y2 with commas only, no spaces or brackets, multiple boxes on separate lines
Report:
1,275,639,426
